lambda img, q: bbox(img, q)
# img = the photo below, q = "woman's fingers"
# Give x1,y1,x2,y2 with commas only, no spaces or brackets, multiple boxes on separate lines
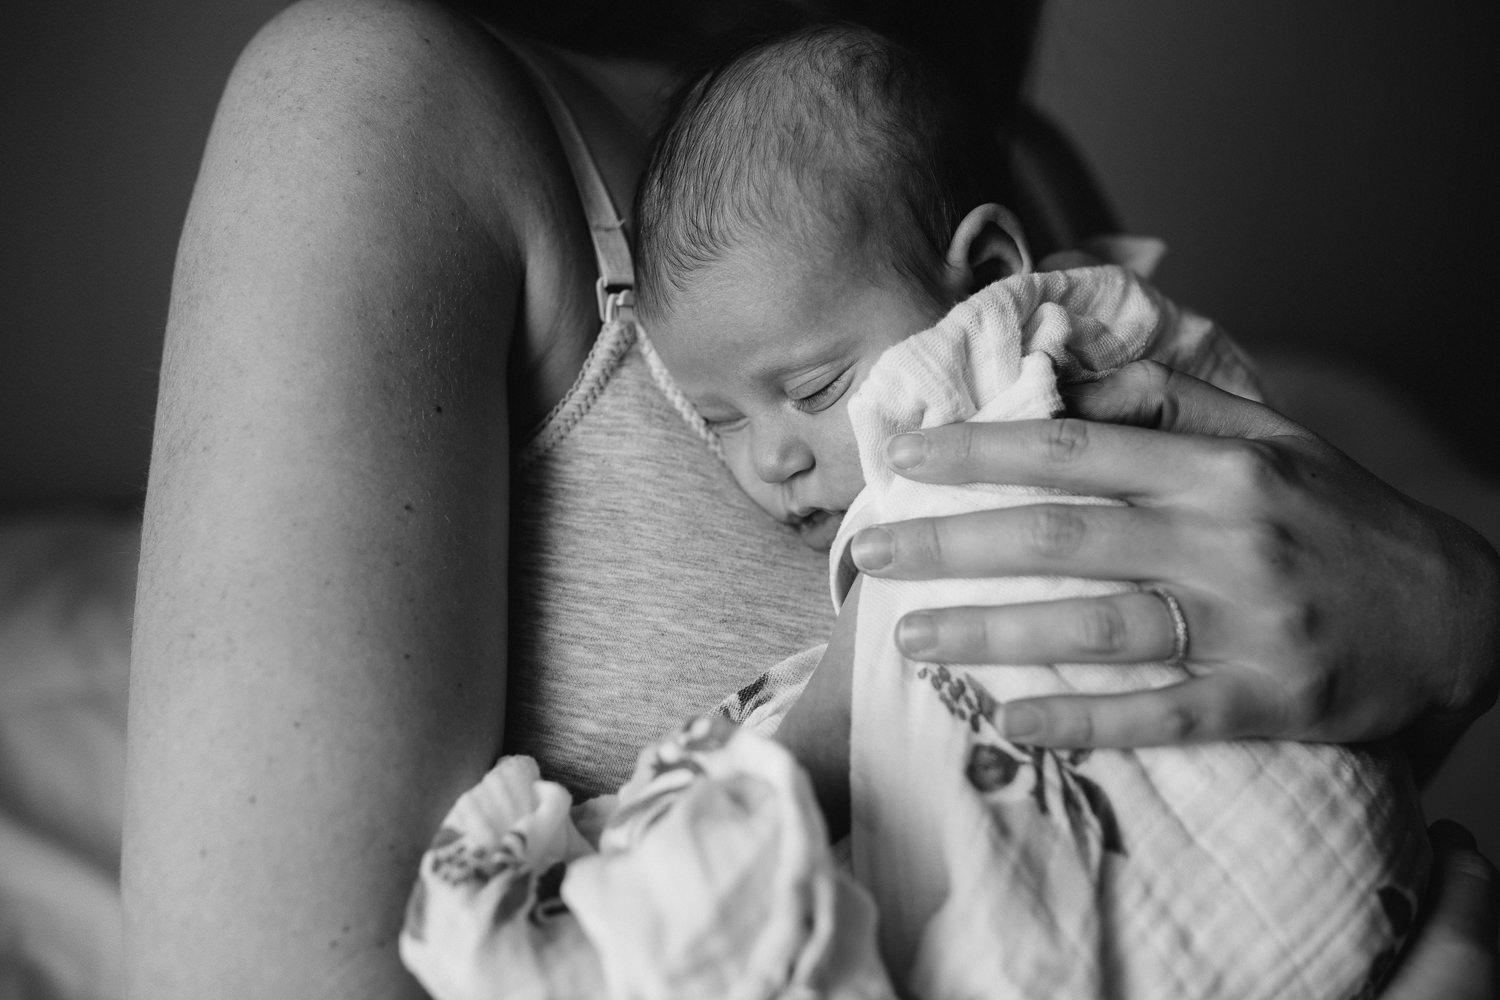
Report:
1382,821,1498,1000
989,673,1274,748
1063,359,1310,440
894,591,1187,664
885,590,1296,748
853,504,1205,582
864,356,1500,749
880,361,1315,499
883,416,1208,500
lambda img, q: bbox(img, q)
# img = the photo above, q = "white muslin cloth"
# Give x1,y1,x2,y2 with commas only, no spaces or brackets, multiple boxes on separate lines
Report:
826,260,1429,999
399,714,895,1000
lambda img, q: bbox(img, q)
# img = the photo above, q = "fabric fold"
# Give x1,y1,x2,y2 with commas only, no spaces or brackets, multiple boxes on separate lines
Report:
400,716,893,1000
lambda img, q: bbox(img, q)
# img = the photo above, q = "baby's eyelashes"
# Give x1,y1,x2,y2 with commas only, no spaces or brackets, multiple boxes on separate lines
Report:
703,414,748,434
789,369,853,414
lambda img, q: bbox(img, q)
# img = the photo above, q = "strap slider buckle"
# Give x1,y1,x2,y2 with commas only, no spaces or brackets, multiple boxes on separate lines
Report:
596,279,636,325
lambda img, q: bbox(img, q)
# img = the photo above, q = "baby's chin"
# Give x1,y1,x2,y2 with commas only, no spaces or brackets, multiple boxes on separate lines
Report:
796,509,845,552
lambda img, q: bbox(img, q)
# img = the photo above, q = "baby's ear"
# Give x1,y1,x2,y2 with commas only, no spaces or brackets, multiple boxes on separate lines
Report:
942,204,1033,298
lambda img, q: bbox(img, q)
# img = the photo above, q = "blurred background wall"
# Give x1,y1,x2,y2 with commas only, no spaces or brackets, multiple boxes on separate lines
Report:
1,0,1494,851
2,0,1496,508
1032,1,1496,442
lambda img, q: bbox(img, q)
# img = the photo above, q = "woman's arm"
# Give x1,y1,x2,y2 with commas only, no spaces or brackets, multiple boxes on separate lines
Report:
123,2,556,995
846,360,1500,752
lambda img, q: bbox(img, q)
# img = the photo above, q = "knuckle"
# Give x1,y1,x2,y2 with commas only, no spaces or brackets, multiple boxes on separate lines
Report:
950,610,993,659
1265,594,1322,649
1285,663,1338,731
900,518,945,571
1157,703,1200,743
1023,506,1088,561
1040,418,1092,466
1225,517,1301,584
1072,600,1130,656
1082,360,1173,427
1246,520,1301,578
1213,439,1294,497
951,422,982,469
1049,704,1095,747
1121,359,1174,400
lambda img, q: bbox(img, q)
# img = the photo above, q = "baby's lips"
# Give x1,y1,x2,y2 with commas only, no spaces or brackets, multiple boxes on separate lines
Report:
797,510,844,552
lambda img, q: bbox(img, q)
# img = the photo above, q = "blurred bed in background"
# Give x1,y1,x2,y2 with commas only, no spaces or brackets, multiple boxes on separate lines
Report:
1,0,1494,995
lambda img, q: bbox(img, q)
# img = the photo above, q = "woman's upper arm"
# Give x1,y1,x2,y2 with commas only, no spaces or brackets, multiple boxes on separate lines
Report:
124,2,541,995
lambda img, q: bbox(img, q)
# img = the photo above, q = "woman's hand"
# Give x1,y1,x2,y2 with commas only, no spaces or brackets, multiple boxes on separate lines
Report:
1382,821,1498,999
850,360,1500,751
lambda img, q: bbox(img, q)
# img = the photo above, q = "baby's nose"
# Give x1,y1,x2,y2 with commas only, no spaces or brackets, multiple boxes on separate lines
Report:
751,422,813,484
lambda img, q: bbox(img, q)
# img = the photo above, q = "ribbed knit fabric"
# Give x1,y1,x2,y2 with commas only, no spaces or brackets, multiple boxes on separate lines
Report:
504,318,832,798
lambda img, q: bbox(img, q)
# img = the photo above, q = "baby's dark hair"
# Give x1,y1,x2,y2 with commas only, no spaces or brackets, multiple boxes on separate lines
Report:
634,22,1011,319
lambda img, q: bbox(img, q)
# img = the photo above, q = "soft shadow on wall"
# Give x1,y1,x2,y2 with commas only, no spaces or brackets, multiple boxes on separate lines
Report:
1031,0,1498,471
1,0,291,507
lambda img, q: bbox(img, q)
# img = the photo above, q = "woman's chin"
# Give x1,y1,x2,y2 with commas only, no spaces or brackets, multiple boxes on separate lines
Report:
797,510,844,552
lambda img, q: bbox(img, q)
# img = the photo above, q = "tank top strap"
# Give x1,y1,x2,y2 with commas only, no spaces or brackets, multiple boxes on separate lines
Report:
492,33,636,324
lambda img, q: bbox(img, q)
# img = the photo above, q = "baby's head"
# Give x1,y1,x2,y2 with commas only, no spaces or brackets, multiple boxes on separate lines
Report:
636,23,1031,549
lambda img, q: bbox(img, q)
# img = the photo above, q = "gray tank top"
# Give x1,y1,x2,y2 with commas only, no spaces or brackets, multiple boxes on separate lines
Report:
501,44,830,798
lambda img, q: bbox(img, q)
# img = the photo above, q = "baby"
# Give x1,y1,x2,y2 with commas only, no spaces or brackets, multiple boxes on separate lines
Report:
400,23,1428,1000
633,22,1429,1000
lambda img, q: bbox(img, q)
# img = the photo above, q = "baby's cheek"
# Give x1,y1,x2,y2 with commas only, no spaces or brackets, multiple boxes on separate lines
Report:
724,447,789,521
824,418,868,507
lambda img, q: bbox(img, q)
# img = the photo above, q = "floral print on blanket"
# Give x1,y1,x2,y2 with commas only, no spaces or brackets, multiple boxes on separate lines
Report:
918,664,1127,858
405,821,578,945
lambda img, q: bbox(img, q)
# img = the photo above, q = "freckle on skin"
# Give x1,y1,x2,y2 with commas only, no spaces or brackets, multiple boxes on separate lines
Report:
404,503,413,512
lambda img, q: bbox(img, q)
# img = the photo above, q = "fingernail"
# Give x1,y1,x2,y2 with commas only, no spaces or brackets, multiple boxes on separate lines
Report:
887,432,927,470
851,527,893,571
896,612,936,654
1001,704,1043,740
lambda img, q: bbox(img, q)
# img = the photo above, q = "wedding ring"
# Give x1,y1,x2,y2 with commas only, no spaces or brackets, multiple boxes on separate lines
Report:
1147,587,1190,667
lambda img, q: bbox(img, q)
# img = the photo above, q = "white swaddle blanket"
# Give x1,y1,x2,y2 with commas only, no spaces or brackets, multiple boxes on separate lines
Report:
826,262,1429,999
401,261,1428,1000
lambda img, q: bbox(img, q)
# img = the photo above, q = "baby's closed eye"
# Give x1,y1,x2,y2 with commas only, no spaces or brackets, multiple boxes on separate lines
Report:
703,413,748,434
790,369,853,413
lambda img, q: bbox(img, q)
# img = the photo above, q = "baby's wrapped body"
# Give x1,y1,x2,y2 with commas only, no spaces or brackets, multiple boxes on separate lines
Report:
400,265,1429,1000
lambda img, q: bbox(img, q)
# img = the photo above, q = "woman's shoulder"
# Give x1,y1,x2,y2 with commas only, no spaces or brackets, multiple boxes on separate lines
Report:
200,0,599,418
224,0,567,232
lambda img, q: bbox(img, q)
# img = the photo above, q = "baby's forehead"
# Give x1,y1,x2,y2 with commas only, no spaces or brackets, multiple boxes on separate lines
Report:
660,232,876,327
